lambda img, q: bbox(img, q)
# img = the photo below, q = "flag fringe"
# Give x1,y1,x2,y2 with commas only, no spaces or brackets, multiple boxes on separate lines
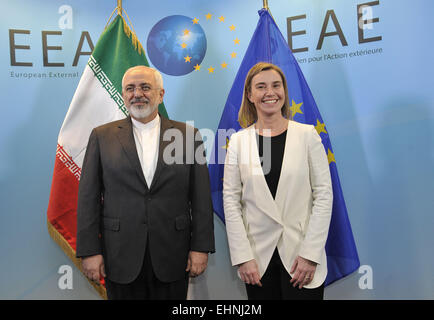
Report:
104,10,144,56
47,219,107,300
122,15,145,56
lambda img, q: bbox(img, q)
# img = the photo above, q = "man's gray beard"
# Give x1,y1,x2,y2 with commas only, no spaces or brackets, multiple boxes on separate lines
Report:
128,103,158,119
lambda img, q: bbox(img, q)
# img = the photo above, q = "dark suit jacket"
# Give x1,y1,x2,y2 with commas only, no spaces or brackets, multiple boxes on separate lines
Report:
76,115,215,284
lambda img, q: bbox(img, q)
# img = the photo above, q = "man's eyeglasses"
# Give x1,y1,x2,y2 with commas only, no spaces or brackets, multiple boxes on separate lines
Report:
124,85,159,94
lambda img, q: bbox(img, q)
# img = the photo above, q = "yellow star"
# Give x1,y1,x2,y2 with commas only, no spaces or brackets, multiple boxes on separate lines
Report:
206,13,212,20
192,18,199,24
219,16,225,22
221,62,228,68
229,24,236,31
208,66,215,73
181,43,187,49
183,29,190,36
289,99,303,117
230,52,237,58
194,64,201,71
327,149,336,164
221,137,230,150
315,119,327,135
233,38,240,45
184,55,192,63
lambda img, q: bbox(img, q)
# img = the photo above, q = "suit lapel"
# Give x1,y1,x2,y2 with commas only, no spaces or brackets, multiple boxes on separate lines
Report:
247,126,283,225
149,115,174,190
274,120,292,213
115,116,148,189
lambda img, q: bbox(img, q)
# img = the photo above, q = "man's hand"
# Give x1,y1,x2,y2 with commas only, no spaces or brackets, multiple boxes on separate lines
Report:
186,251,208,277
82,254,106,284
290,256,317,289
238,259,262,287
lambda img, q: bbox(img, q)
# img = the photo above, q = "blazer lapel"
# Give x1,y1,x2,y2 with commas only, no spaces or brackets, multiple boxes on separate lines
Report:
149,114,174,190
116,116,148,189
274,120,293,213
247,126,283,225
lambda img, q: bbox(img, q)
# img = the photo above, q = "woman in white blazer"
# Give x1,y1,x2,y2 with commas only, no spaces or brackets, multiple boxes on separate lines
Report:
223,62,333,300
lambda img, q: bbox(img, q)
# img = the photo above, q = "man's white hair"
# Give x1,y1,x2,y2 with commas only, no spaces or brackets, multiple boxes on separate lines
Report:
121,65,163,89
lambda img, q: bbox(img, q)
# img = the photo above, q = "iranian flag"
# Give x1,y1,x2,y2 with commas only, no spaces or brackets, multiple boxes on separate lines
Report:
46,14,168,299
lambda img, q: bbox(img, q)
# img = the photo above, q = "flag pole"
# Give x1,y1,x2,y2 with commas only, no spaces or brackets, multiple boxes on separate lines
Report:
262,0,275,21
104,0,122,29
117,0,122,16
263,0,269,10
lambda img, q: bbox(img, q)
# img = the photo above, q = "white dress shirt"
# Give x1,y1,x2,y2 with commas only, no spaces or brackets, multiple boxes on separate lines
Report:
131,114,160,187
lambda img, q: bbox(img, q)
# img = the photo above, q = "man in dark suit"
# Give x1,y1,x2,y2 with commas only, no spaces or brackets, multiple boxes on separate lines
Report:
76,65,215,300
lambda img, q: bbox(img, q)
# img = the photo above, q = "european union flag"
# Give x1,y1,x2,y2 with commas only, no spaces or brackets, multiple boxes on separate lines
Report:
208,9,360,286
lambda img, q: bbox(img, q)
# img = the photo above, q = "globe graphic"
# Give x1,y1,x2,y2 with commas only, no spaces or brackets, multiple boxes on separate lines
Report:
147,15,207,76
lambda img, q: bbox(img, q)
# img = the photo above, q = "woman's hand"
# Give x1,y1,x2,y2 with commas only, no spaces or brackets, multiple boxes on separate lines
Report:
238,259,262,287
290,256,317,289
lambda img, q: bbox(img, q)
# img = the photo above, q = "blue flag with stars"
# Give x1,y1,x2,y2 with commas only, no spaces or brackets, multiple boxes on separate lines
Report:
208,9,360,286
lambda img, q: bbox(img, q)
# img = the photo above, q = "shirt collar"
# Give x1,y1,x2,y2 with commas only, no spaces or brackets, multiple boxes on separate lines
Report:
131,113,160,132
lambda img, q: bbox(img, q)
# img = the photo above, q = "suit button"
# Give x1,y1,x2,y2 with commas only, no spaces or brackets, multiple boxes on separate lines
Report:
147,197,152,201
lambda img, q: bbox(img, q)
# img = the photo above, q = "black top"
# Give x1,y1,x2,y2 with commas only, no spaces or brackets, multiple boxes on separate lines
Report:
256,129,287,199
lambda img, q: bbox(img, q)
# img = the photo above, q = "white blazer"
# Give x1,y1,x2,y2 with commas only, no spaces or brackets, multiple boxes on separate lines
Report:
223,120,333,288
